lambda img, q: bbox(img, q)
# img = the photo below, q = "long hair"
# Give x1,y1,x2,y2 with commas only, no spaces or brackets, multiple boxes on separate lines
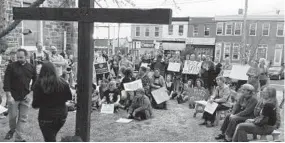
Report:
36,62,66,94
263,86,278,108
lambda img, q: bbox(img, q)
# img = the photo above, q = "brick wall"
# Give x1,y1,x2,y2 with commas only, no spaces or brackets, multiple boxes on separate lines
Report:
0,0,78,56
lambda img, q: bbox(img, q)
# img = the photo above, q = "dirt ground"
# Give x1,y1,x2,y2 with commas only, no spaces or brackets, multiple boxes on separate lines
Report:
0,99,284,142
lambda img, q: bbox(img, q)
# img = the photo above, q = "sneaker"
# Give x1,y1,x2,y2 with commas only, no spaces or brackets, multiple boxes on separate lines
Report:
4,130,15,140
206,123,215,128
215,134,225,140
199,122,207,126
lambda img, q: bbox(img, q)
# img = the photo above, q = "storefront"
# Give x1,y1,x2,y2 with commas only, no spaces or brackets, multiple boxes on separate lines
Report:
186,38,216,60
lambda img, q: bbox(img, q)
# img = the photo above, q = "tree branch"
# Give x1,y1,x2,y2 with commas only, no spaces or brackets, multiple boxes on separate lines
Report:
0,0,46,39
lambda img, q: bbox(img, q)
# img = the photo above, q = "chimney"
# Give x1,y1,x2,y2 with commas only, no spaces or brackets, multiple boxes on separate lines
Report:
238,9,243,15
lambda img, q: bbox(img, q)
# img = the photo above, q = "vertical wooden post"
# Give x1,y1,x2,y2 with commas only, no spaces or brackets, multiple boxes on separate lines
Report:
75,0,94,141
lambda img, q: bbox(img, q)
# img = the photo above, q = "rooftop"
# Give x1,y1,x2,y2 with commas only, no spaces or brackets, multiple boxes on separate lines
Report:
215,15,285,21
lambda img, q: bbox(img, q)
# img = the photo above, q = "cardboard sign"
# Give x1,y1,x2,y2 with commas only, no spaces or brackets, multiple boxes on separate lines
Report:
123,79,143,91
116,118,133,123
94,62,109,75
101,104,114,114
189,88,208,101
204,102,218,115
167,62,181,72
182,60,200,74
140,63,148,68
223,70,231,77
151,87,170,104
0,105,8,114
229,65,250,80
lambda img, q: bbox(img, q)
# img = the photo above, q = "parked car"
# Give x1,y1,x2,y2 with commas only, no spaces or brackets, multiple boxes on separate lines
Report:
268,66,284,80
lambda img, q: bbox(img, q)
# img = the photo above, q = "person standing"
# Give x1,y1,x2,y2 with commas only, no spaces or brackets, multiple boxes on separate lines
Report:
3,49,37,142
30,42,50,75
32,62,72,142
50,46,67,77
258,58,269,88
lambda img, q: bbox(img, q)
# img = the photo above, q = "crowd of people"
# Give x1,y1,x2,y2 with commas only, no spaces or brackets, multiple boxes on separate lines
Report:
0,41,283,142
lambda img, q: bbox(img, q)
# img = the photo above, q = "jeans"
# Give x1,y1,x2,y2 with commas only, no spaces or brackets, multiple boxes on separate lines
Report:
202,104,230,123
39,118,66,142
220,114,249,138
8,97,31,141
233,122,275,142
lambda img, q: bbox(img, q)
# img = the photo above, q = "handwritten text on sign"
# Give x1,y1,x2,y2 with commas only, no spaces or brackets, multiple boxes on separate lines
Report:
94,62,109,75
123,79,143,91
167,62,181,72
182,61,200,74
151,87,170,104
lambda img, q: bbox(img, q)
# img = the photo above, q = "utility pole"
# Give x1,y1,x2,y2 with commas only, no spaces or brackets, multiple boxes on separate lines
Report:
117,23,120,54
108,24,110,55
242,0,248,64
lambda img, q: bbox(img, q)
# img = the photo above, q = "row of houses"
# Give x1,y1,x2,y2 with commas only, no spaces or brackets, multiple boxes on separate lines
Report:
131,15,285,66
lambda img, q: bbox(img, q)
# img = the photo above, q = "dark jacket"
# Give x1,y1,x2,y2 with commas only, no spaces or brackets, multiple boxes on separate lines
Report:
128,94,152,119
232,95,258,117
3,61,37,101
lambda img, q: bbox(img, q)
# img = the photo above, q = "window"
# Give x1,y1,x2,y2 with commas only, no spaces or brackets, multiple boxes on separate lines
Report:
234,22,242,35
193,25,198,36
225,22,233,35
249,23,257,36
155,27,159,37
232,43,240,60
276,23,284,36
135,27,140,37
257,44,268,59
215,43,222,62
178,25,184,36
223,43,231,59
204,25,210,36
168,25,173,35
216,22,223,35
145,27,149,37
262,23,270,36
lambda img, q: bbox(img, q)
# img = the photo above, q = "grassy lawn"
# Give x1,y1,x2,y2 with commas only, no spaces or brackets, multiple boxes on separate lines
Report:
0,98,284,142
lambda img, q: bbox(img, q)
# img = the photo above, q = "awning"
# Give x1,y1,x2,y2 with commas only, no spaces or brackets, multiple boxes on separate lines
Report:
186,38,215,45
162,43,185,51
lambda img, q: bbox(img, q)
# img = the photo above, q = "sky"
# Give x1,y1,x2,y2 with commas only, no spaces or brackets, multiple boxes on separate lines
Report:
93,0,285,39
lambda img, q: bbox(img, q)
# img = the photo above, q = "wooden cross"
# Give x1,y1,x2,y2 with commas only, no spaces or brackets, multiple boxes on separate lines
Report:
13,0,172,141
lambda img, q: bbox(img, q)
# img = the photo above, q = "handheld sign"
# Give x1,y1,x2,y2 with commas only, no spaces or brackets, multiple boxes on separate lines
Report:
123,79,143,91
151,87,170,104
229,65,250,80
204,102,218,115
101,104,114,114
182,61,200,74
189,88,208,102
223,70,231,77
94,62,109,75
167,62,181,72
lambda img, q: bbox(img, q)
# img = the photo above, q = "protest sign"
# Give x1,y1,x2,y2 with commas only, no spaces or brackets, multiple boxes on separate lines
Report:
229,65,250,80
140,63,148,68
0,105,8,114
123,79,143,91
204,102,218,115
167,62,181,72
151,87,170,104
94,62,109,75
190,88,208,101
101,104,114,114
223,70,231,77
116,118,133,123
182,61,200,74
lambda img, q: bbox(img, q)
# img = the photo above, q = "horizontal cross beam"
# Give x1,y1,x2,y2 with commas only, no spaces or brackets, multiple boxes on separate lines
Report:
13,7,172,24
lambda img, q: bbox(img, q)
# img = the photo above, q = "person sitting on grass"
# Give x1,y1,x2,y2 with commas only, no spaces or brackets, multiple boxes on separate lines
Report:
150,69,167,109
99,81,125,112
128,88,152,121
214,84,258,142
177,79,194,104
165,74,177,99
190,79,208,109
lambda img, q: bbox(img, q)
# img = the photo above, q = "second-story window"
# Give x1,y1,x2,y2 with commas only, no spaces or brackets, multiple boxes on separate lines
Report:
155,27,159,37
276,23,284,36
234,22,242,35
135,27,140,37
168,25,173,35
178,25,184,36
145,27,150,37
249,23,257,36
204,25,210,36
262,23,270,36
225,22,233,35
216,22,223,35
193,25,198,36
